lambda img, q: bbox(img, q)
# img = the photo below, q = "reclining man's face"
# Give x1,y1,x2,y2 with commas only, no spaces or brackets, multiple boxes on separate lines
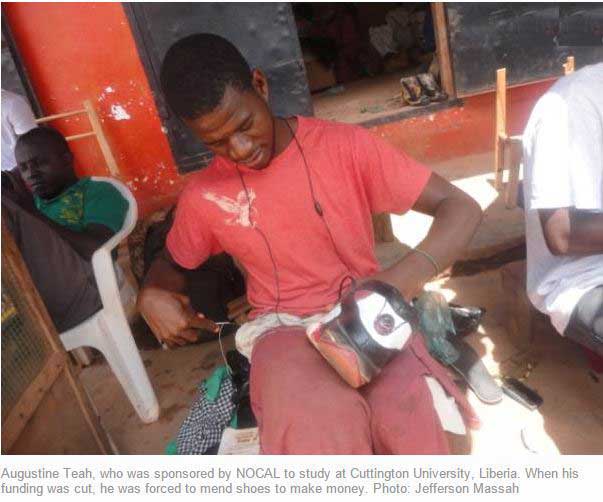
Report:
15,144,73,200
184,78,275,170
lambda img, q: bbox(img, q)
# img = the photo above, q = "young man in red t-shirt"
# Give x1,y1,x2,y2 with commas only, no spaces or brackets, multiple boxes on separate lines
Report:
138,34,482,454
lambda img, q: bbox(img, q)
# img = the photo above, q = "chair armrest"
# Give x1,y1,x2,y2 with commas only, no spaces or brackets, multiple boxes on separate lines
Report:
90,217,136,312
91,246,126,314
94,224,131,255
87,176,138,312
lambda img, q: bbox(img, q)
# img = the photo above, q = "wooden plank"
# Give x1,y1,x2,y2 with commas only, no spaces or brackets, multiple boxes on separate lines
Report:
66,131,95,142
35,108,87,124
494,68,507,190
63,363,111,454
8,370,111,454
83,99,120,176
2,352,65,452
431,3,456,97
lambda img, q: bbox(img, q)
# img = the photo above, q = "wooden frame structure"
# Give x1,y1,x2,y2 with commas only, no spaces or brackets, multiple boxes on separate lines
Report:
35,99,119,177
431,2,456,98
493,56,575,209
1,222,112,454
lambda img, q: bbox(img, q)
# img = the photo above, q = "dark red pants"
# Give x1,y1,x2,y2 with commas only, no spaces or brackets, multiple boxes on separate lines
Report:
250,327,477,454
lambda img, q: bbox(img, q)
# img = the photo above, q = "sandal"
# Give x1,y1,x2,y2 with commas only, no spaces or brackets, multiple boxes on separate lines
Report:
400,76,430,106
448,336,503,404
416,72,448,102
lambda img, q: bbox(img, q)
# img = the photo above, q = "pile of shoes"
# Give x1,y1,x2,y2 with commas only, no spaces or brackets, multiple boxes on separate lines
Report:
400,73,447,106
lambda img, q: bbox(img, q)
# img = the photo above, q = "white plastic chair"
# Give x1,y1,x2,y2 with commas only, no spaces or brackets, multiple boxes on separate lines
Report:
59,176,160,424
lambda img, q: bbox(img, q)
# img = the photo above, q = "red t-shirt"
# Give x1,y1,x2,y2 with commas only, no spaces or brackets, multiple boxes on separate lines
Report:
167,116,431,318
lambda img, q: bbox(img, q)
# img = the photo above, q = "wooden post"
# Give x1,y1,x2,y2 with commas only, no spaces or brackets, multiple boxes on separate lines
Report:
564,56,575,75
83,99,120,177
504,139,523,209
431,2,456,97
35,101,120,177
65,131,96,142
494,68,507,191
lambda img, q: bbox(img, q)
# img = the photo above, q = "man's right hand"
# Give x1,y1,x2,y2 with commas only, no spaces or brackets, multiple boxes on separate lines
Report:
137,286,218,348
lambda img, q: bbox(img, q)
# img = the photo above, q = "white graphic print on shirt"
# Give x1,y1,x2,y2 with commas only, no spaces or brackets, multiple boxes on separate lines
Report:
203,189,257,227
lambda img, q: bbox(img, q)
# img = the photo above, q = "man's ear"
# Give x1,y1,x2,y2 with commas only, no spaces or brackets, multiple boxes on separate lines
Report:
251,68,269,103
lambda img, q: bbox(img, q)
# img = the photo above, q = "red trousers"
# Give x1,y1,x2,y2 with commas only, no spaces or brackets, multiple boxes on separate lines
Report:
250,327,478,454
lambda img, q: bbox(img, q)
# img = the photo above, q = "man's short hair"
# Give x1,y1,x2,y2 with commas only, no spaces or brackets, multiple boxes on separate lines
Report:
160,33,253,120
16,126,70,156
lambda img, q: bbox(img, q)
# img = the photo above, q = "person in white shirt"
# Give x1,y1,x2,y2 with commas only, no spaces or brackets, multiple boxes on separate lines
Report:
2,88,37,171
522,63,603,355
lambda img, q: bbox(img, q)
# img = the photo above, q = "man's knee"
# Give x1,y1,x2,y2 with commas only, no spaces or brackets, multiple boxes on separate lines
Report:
368,378,450,454
2,198,101,331
257,392,372,454
250,331,372,454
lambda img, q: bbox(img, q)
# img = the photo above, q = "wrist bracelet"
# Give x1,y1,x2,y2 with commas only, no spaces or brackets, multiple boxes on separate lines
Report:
412,248,440,276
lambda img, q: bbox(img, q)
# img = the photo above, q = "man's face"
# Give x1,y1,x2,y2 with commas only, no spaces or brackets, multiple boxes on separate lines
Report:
184,71,275,170
15,143,73,200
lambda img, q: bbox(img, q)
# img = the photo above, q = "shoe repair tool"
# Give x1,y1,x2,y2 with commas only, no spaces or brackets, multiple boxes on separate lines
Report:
416,72,448,102
448,336,503,404
501,377,543,410
307,280,418,388
400,76,430,106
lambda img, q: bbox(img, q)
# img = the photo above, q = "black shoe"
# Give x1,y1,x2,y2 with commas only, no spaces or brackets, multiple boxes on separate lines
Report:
450,304,485,337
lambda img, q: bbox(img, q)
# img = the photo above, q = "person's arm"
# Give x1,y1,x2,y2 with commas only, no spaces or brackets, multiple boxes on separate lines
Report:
525,87,602,256
372,173,482,299
52,221,114,260
137,248,218,348
539,208,603,256
17,203,113,260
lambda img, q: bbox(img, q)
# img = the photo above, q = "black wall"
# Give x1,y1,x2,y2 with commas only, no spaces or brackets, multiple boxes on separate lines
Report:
447,3,603,96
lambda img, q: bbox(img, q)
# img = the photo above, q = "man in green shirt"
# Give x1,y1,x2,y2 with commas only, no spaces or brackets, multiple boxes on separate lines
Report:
2,126,128,331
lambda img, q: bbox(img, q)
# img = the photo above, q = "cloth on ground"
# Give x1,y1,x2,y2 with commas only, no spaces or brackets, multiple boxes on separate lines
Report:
175,366,236,455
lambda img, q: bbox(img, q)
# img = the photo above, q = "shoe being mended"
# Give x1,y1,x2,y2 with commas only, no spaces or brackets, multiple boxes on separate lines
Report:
307,280,418,387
